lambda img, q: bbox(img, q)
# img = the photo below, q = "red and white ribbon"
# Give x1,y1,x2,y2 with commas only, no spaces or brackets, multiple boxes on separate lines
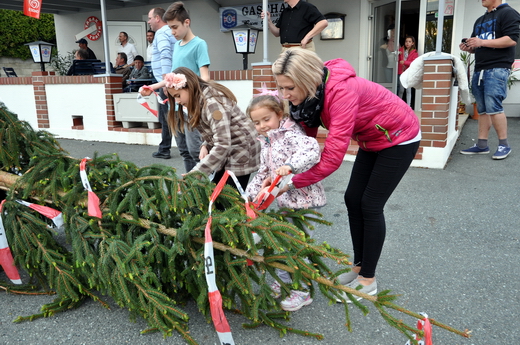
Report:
15,200,64,229
136,85,168,117
204,171,235,345
0,200,22,284
251,174,293,211
79,158,102,218
405,312,433,345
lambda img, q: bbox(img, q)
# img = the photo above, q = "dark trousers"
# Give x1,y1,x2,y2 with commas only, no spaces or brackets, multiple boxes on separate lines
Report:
344,141,419,278
174,112,202,173
157,88,172,155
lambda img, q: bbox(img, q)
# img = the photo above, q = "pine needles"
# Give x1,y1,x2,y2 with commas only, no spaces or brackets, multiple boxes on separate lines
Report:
0,102,470,344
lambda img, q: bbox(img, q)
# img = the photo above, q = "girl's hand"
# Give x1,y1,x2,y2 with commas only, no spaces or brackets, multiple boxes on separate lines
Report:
139,86,153,97
252,186,270,203
260,177,272,189
199,145,209,160
275,165,292,176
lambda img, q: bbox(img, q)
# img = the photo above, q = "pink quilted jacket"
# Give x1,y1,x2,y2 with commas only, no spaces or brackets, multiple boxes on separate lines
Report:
293,59,420,189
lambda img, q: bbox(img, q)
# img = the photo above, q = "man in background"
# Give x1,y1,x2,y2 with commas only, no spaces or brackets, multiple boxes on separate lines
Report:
75,38,97,60
262,0,328,52
148,7,177,159
459,0,520,160
124,55,151,92
115,52,131,89
146,30,155,61
118,32,138,65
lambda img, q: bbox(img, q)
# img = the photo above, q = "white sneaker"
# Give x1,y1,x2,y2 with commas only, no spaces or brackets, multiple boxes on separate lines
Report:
280,290,313,311
270,281,281,299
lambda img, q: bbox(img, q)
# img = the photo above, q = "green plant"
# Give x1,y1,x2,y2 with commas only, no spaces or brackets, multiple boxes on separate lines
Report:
49,50,74,76
0,9,56,60
507,67,520,90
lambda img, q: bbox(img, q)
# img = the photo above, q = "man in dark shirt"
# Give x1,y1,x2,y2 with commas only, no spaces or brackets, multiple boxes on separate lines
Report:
75,38,97,60
263,0,328,52
459,0,520,160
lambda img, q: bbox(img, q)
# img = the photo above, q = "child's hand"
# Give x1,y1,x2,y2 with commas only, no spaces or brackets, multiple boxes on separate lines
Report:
260,177,272,189
275,165,292,176
199,145,209,160
253,186,270,203
139,86,153,97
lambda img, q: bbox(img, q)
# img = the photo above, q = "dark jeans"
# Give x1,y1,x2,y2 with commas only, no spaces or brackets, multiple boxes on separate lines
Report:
157,88,172,155
174,112,202,173
344,141,419,278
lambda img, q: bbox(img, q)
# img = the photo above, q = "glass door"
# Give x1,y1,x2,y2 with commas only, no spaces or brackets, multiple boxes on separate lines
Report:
370,0,401,93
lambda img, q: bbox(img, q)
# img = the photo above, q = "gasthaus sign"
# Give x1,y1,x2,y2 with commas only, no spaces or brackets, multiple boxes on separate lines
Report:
219,1,288,32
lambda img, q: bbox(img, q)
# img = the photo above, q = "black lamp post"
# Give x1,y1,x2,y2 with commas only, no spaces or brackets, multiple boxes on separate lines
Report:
231,28,258,70
24,41,55,72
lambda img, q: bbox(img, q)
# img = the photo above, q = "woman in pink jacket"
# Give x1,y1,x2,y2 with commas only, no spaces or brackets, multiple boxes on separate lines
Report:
271,49,420,301
397,35,419,107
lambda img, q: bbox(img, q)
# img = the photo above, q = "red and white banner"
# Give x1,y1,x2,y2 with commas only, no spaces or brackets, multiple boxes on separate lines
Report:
15,200,64,229
23,0,42,19
204,172,235,345
405,313,433,345
251,173,292,211
136,86,168,117
0,200,22,284
79,158,102,218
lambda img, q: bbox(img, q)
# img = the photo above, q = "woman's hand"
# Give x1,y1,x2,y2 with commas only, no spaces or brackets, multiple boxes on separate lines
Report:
199,145,209,160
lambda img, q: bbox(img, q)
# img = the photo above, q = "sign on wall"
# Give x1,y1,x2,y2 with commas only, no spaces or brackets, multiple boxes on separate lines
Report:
219,1,288,32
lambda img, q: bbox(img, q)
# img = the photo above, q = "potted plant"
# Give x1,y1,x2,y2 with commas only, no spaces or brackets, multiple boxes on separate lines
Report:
459,52,475,117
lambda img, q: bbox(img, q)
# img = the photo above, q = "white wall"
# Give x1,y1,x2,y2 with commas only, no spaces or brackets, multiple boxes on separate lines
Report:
0,85,37,128
45,84,107,130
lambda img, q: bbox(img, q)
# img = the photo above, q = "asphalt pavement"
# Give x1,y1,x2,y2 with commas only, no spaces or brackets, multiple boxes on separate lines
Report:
1,117,519,345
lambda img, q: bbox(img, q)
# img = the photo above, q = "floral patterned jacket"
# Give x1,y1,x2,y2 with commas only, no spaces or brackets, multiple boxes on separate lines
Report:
246,117,326,209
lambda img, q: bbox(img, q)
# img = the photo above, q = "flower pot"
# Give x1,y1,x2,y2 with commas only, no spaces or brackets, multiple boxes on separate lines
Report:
472,103,479,120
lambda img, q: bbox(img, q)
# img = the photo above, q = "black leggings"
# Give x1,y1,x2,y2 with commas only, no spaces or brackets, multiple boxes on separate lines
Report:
344,141,419,278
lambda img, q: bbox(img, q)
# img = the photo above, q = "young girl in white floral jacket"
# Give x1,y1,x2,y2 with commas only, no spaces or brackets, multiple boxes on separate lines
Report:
246,91,326,312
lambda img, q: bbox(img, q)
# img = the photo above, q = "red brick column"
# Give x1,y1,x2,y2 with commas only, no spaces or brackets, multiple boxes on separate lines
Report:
420,58,453,149
105,76,123,131
252,63,276,95
31,71,55,129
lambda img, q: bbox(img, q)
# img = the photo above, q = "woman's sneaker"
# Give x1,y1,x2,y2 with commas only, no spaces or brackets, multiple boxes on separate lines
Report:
280,290,313,311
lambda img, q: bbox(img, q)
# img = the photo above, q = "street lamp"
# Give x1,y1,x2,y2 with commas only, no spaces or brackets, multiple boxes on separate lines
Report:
231,28,258,70
24,41,55,72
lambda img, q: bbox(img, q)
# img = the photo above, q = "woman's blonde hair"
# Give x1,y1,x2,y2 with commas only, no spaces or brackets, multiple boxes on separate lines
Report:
167,67,237,133
271,49,324,100
246,95,287,120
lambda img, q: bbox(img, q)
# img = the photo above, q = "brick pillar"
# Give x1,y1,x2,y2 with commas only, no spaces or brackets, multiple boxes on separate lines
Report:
420,58,453,148
31,71,54,129
105,75,123,130
252,63,275,96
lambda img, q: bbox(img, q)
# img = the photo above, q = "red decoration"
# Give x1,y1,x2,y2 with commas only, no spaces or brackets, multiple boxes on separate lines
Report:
23,0,41,19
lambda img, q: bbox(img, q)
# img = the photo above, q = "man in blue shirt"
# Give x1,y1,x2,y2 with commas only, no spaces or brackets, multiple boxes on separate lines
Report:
148,7,177,159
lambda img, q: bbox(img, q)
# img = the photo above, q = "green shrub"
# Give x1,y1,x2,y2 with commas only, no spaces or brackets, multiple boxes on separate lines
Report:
0,9,56,60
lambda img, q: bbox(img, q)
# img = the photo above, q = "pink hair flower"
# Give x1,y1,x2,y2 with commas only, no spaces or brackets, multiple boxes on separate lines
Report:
164,73,187,90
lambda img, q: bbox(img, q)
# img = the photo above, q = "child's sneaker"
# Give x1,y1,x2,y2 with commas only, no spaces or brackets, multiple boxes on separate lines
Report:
270,281,281,299
280,290,313,311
